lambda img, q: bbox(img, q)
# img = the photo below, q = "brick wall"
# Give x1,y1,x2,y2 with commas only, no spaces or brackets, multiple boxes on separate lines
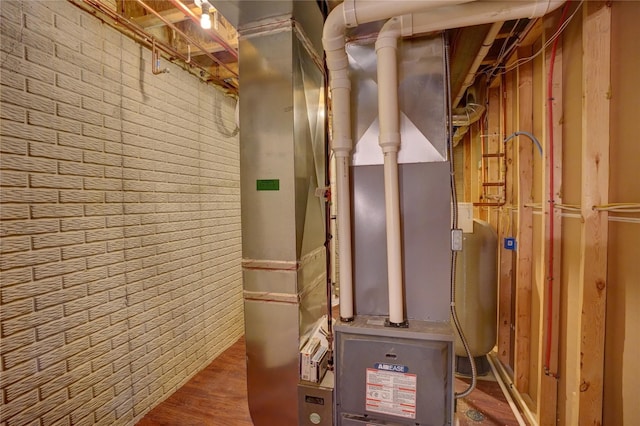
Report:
0,1,244,424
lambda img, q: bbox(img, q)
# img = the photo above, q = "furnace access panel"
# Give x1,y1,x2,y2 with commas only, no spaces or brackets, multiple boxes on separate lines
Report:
335,317,454,426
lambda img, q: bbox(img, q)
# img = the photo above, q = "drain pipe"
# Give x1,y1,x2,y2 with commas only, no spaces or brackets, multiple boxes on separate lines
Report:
376,17,405,326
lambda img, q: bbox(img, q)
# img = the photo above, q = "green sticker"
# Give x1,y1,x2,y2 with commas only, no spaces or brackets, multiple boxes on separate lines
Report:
257,179,279,191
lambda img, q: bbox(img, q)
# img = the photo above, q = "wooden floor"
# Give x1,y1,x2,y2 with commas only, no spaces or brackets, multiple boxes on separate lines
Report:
137,336,523,426
137,336,253,426
455,374,525,426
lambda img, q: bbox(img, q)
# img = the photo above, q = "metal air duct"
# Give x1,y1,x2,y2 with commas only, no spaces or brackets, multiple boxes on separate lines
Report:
238,4,327,425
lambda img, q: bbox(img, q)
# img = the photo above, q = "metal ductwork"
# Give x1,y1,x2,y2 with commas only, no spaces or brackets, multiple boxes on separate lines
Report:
238,3,327,425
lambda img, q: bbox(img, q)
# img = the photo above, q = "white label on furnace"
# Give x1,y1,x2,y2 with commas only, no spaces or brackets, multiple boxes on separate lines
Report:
365,367,417,419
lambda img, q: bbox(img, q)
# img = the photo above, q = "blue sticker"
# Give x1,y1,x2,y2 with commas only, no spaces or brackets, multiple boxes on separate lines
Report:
504,237,517,251
374,363,409,373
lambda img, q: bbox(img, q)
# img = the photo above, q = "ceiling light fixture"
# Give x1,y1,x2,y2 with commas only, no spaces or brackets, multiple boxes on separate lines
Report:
195,0,212,29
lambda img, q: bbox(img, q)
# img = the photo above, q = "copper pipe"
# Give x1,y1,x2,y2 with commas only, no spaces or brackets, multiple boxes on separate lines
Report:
151,38,169,75
72,0,236,92
473,202,506,207
168,0,238,60
134,0,238,78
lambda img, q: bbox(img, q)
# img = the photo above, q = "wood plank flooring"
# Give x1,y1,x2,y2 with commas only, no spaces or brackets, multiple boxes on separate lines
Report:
136,336,253,426
137,336,523,426
455,375,526,425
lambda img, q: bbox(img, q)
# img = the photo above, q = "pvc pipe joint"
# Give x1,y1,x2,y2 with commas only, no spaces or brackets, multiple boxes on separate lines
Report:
343,0,358,28
379,133,401,153
332,140,353,156
375,35,399,52
323,35,346,53
330,75,351,91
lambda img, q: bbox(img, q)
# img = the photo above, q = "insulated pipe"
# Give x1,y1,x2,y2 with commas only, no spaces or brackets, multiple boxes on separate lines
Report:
452,103,486,127
376,18,404,325
452,103,486,146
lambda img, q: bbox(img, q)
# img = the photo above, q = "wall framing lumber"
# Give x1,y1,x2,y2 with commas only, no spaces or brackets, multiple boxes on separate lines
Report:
501,71,516,367
537,13,564,424
577,3,611,425
514,47,534,395
464,129,473,203
492,81,511,367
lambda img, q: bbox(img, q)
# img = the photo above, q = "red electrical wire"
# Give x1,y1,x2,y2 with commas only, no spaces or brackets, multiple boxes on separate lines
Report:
544,2,571,376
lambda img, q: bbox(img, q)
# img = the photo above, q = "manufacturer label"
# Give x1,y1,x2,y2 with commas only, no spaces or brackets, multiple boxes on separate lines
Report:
374,363,408,373
365,366,417,419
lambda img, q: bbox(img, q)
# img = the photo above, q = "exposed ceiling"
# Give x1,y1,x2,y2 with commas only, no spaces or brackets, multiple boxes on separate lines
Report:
71,0,240,93
70,0,540,104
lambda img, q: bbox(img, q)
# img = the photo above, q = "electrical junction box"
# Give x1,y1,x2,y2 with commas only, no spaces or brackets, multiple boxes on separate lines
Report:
335,317,454,426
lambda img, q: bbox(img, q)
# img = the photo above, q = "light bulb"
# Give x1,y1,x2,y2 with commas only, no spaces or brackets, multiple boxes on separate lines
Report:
200,13,211,29
200,1,211,30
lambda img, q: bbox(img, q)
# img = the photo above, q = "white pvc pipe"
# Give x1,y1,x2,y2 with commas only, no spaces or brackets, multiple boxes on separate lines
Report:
383,153,404,323
324,9,353,320
323,0,564,322
376,17,404,325
409,0,564,36
453,21,502,108
330,157,337,298
335,155,354,320
344,0,476,28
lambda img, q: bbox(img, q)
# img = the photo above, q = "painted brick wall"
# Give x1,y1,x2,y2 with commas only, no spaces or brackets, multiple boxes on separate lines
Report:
0,1,244,424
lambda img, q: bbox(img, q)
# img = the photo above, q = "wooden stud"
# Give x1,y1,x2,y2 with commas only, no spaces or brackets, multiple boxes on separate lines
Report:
537,11,565,423
501,70,516,367
131,5,196,28
491,80,511,367
514,46,534,395
548,15,564,383
578,3,611,425
471,122,482,220
178,40,239,57
464,128,472,203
